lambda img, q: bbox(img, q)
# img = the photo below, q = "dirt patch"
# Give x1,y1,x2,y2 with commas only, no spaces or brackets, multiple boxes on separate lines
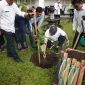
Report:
67,49,85,61
30,52,60,68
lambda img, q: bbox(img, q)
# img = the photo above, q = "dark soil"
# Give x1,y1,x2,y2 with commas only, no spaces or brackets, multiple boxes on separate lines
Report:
67,50,85,61
30,52,60,68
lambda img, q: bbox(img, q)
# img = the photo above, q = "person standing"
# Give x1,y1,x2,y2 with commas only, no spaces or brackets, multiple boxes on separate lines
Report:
0,0,29,63
54,0,62,25
71,0,85,49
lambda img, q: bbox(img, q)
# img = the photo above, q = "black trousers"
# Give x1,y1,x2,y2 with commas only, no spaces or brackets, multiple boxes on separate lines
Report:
47,35,66,48
0,32,4,48
1,29,19,59
72,31,83,49
54,15,60,25
15,15,26,48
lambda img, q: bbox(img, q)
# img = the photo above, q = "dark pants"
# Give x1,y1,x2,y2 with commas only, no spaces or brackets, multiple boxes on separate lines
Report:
15,15,26,48
1,29,19,59
15,29,26,48
72,31,83,49
54,15,60,25
26,22,35,48
0,32,5,48
47,35,66,48
58,35,66,46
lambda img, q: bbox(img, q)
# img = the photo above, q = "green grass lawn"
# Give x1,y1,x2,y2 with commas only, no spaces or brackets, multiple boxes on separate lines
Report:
0,20,85,85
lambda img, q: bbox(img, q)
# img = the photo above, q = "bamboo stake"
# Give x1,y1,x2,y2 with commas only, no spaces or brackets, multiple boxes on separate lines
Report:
63,58,71,85
77,60,85,85
67,58,77,85
33,9,40,64
58,52,68,85
73,32,81,49
71,61,81,85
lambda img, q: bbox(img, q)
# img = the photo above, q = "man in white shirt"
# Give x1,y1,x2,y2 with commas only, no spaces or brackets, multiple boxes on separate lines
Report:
71,0,85,49
42,25,69,59
0,0,29,63
54,0,62,25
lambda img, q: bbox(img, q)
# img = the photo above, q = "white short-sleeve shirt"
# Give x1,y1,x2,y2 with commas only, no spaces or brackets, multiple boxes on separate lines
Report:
0,0,25,33
45,27,66,43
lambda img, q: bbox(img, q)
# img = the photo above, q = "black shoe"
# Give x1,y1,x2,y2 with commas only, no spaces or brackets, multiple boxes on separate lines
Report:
7,53,23,63
23,42,28,49
7,53,12,58
17,44,22,50
0,49,2,52
0,48,5,53
13,58,23,64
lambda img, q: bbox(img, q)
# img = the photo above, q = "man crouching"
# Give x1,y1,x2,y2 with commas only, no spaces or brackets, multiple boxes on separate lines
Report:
42,25,69,59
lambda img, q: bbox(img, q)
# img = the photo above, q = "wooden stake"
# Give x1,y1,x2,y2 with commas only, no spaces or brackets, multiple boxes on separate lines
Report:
77,60,85,85
73,33,81,49
33,9,37,35
58,53,68,85
33,9,40,64
63,58,71,85
67,58,77,85
71,61,81,85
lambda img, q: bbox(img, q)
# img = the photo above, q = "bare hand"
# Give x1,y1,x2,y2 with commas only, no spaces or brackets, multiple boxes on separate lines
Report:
73,30,75,34
43,53,46,59
66,40,69,47
33,35,38,40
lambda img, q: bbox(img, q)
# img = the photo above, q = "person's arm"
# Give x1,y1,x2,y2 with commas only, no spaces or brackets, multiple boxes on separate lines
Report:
0,3,3,34
65,34,69,47
60,3,62,9
54,3,57,10
0,3,3,16
13,3,29,18
42,33,49,59
60,28,69,47
43,40,47,59
73,10,77,33
42,30,49,59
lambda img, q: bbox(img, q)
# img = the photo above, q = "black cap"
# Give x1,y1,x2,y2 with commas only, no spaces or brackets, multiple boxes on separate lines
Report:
36,7,43,13
49,25,57,36
71,0,83,5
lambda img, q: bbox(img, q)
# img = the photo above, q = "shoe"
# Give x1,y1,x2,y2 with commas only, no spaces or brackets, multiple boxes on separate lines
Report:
23,42,28,49
17,43,22,50
20,49,24,52
0,48,5,53
0,49,2,52
13,57,23,64
7,54,23,63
